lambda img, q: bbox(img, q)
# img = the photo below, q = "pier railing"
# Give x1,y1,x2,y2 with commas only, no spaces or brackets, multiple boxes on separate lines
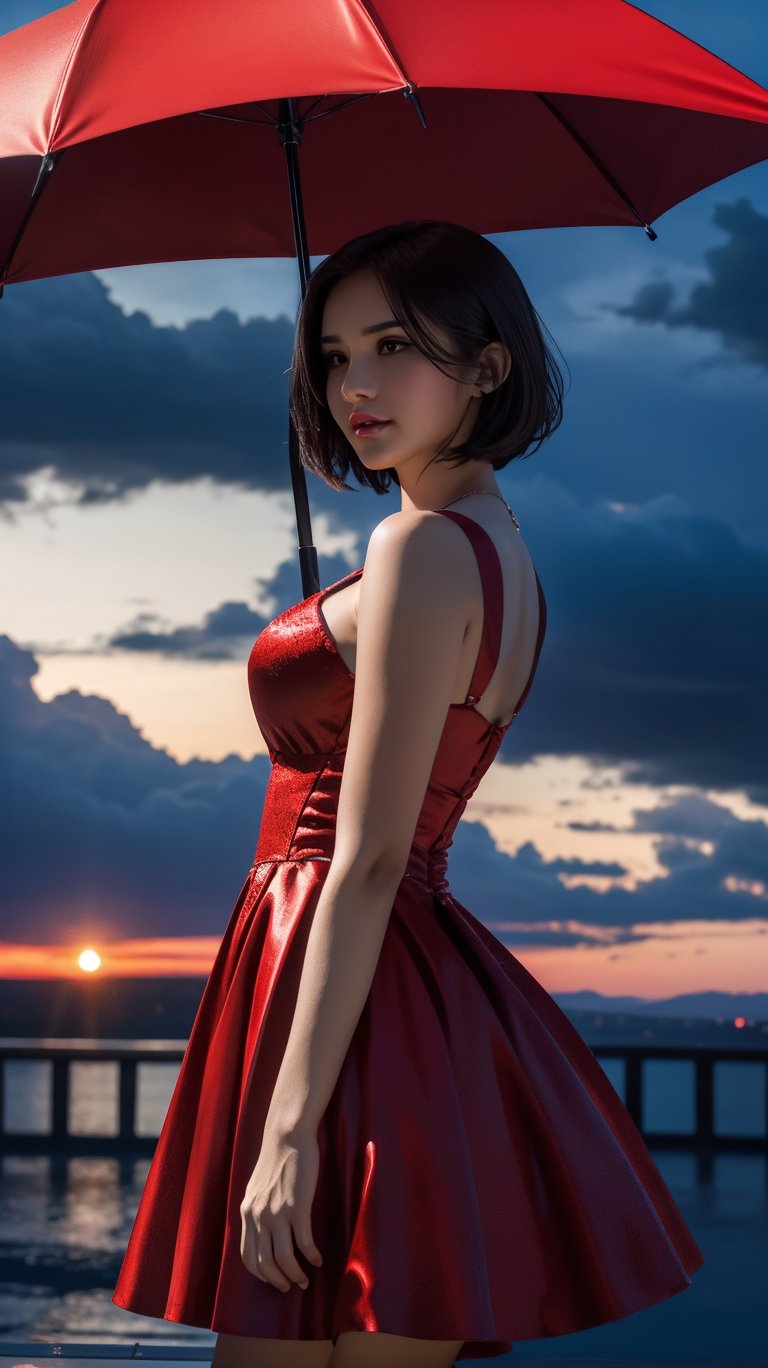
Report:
0,1038,766,1156
0,1039,183,1157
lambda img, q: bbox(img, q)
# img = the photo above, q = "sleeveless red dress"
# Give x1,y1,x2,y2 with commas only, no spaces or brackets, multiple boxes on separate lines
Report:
112,510,704,1359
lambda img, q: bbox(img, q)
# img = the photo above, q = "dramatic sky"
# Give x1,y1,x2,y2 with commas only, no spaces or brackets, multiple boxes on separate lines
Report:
1,1,767,998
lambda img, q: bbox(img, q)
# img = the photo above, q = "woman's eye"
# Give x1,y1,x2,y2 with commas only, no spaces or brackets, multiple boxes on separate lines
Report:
322,339,410,368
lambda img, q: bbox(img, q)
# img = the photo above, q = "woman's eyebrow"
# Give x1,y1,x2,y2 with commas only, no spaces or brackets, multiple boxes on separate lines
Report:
320,319,404,343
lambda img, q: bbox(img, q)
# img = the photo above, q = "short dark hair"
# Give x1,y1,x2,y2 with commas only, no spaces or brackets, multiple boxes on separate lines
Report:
290,219,569,495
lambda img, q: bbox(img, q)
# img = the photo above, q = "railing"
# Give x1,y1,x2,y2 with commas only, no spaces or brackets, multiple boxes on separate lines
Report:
0,1038,766,1156
0,1039,184,1156
594,1042,768,1153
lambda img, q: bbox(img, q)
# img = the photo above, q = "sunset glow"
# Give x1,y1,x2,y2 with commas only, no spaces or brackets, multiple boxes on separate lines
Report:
2,938,222,979
1,920,766,993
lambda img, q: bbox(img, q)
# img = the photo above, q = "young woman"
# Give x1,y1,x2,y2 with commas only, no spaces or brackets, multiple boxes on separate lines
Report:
113,221,704,1368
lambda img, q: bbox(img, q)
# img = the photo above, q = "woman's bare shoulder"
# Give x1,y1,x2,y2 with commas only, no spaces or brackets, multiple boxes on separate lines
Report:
353,510,478,637
367,506,478,566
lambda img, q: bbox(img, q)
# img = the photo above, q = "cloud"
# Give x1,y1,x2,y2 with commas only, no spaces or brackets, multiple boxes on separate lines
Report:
446,804,767,942
611,198,768,369
110,599,272,662
566,820,623,832
0,272,296,509
0,632,270,942
518,485,768,802
631,792,740,840
103,550,358,661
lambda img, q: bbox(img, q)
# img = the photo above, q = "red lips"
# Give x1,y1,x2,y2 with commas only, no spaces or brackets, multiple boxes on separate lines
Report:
349,412,389,431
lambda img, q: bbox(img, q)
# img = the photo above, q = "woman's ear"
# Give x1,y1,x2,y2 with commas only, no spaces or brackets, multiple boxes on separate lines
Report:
474,341,512,394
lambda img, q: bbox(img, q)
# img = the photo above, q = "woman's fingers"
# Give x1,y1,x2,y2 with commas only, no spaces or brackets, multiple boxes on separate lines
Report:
241,1212,312,1291
255,1223,292,1292
239,1211,266,1283
272,1218,310,1289
293,1214,323,1268
239,1210,285,1289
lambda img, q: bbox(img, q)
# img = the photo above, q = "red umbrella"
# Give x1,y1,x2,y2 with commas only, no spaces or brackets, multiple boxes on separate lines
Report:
2,0,767,593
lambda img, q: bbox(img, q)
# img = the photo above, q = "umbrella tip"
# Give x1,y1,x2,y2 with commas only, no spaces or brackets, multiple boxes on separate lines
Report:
403,84,427,130
644,222,658,241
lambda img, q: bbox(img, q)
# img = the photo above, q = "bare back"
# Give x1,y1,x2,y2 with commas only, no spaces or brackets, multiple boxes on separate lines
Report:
319,493,541,730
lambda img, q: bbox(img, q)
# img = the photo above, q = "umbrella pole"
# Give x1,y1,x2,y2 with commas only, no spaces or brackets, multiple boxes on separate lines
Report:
278,99,320,600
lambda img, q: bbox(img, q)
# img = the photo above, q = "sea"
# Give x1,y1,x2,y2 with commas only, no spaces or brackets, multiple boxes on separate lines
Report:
0,1049,211,1346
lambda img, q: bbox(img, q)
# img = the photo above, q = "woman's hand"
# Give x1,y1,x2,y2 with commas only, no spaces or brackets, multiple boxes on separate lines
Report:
239,1127,324,1292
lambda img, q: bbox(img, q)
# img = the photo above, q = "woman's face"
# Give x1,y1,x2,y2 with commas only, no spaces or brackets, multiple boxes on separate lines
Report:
319,269,481,479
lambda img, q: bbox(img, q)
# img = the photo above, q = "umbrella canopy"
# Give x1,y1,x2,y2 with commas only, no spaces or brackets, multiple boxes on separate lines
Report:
2,0,768,284
2,0,767,596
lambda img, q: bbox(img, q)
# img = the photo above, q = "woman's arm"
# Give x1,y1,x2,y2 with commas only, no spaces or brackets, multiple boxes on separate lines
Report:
264,509,477,1137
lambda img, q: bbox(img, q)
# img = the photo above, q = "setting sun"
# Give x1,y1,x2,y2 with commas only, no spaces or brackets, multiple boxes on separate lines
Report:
78,948,102,973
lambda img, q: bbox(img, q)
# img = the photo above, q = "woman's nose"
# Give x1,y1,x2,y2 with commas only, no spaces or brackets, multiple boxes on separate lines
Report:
340,364,376,402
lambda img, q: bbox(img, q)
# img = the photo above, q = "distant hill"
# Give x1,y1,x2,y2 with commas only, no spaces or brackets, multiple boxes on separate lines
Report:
0,978,765,1044
553,988,768,1019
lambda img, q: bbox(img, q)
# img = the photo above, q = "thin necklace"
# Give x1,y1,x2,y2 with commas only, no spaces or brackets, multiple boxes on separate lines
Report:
439,488,520,530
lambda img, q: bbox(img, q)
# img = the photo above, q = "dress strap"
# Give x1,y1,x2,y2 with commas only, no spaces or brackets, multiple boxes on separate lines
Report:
513,574,547,717
434,509,504,703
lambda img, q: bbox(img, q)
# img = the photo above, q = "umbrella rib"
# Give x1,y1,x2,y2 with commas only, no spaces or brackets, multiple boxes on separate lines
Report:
298,96,330,120
535,92,658,239
198,112,272,126
197,93,380,129
198,107,277,127
302,93,380,122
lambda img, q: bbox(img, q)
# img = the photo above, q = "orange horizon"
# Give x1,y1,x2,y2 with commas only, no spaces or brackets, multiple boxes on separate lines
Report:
0,937,222,979
1,918,766,996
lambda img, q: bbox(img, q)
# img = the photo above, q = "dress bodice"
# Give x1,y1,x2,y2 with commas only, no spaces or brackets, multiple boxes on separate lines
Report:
247,511,546,887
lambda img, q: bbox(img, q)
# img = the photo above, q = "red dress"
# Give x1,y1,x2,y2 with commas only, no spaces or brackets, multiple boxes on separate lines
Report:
112,509,704,1359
